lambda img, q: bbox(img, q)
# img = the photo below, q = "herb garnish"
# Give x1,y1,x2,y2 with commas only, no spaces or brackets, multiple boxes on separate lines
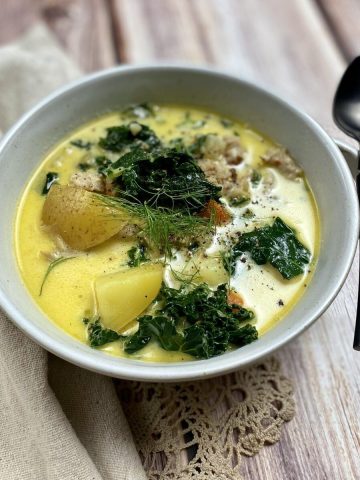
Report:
168,137,188,152
95,155,112,174
124,315,182,353
251,170,262,186
97,194,213,257
230,196,250,207
189,134,210,157
95,132,221,255
107,147,221,211
123,283,257,359
84,317,123,347
177,112,206,129
70,139,92,150
39,256,74,295
77,162,92,171
224,217,311,279
127,243,149,267
99,123,161,152
42,172,59,195
242,208,255,219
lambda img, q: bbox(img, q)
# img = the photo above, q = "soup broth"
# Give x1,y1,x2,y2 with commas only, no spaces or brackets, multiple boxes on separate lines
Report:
15,104,319,362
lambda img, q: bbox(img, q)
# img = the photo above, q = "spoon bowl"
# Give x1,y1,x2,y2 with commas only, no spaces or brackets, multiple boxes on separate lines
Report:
333,56,360,350
334,57,360,142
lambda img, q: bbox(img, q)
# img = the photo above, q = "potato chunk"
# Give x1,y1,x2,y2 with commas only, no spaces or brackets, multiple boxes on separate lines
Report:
198,256,228,286
94,263,164,331
42,185,136,250
177,254,228,287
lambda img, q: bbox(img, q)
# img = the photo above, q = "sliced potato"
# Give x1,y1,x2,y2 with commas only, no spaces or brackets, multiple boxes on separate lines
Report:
94,263,163,331
42,185,136,250
198,256,228,286
178,254,228,287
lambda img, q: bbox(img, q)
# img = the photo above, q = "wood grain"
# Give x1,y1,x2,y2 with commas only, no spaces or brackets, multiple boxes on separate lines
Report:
1,0,359,478
112,0,345,134
0,0,116,71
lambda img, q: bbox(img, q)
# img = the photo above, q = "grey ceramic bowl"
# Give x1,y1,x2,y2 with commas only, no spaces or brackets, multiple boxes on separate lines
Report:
0,66,358,381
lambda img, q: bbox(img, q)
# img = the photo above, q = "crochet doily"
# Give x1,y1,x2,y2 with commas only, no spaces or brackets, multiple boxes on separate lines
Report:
115,357,295,479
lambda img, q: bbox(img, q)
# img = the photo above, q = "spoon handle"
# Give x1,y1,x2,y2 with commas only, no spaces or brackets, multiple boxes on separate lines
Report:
353,172,360,351
353,173,360,350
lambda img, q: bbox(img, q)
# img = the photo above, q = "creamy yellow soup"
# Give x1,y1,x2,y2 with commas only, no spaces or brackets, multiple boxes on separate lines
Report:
15,105,319,362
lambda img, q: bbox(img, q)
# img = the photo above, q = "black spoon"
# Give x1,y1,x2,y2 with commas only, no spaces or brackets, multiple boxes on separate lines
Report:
333,56,360,350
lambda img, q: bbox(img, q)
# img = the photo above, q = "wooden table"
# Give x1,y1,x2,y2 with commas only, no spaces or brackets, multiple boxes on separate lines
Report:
1,1,359,478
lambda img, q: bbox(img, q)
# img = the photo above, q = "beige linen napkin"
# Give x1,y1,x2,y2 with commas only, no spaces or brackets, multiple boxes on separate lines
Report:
0,24,147,480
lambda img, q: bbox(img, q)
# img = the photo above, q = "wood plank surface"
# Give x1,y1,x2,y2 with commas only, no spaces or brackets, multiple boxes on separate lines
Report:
112,0,345,135
1,1,359,479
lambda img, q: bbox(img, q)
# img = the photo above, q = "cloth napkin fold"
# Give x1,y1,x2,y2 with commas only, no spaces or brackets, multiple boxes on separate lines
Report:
0,24,147,480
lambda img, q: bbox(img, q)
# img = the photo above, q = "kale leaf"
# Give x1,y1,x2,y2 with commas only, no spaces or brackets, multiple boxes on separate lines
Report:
84,317,122,347
123,318,152,354
109,147,221,212
160,283,254,325
124,283,257,359
224,217,311,279
124,315,183,354
42,172,59,195
229,323,260,347
99,123,161,152
127,243,149,267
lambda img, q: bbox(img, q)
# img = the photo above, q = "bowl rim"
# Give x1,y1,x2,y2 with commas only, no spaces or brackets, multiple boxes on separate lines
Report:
0,64,358,381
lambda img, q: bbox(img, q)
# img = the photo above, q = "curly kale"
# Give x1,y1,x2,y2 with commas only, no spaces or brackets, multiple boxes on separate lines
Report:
99,123,161,152
84,317,123,347
124,283,257,359
127,243,149,267
108,147,221,212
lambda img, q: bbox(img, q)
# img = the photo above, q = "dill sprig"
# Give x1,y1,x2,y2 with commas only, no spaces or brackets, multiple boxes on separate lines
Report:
39,256,75,296
95,194,214,257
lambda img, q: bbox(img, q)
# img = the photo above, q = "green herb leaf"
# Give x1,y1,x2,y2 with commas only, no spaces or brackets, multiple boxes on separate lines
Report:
242,208,255,219
177,112,206,129
108,147,221,212
124,283,257,359
230,196,250,207
224,217,311,279
97,194,213,258
41,172,59,195
95,155,112,174
229,323,258,346
39,256,74,295
251,170,262,186
168,137,188,152
84,317,122,347
127,243,149,267
99,123,161,152
124,319,152,353
77,162,92,171
70,139,92,150
189,134,210,157
141,315,183,351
